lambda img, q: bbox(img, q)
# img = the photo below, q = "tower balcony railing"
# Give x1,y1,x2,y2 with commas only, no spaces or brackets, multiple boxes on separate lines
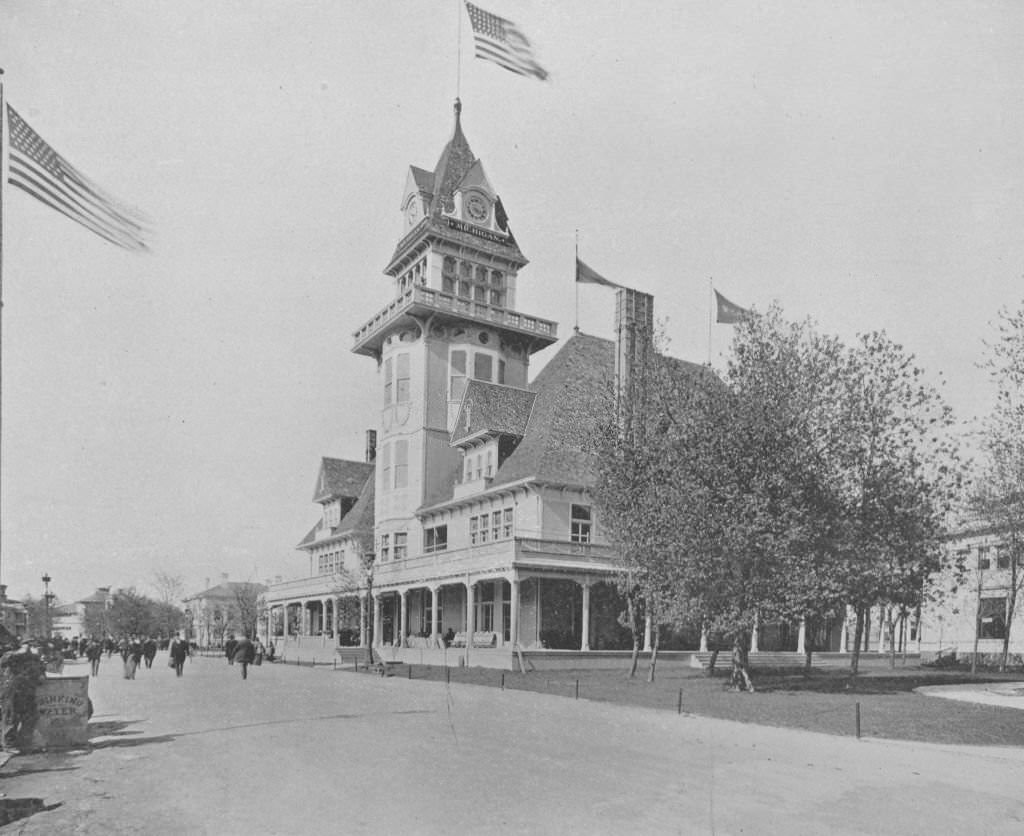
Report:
352,285,558,355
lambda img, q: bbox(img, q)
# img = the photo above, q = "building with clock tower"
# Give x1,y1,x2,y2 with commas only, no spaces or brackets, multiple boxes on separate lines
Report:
263,101,676,667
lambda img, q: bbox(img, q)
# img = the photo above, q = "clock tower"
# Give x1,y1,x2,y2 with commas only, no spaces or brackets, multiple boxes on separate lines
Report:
352,100,558,562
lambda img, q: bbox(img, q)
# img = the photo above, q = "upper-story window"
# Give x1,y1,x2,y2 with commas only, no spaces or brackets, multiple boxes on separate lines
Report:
380,443,391,491
441,256,506,307
571,504,592,544
383,353,410,405
978,546,991,571
394,440,409,489
450,350,467,401
424,525,448,553
395,354,410,402
393,532,408,560
380,533,390,562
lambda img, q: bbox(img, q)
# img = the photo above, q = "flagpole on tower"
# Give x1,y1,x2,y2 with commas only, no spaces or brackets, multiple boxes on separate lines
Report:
574,230,580,334
707,277,713,366
456,0,463,99
0,68,7,590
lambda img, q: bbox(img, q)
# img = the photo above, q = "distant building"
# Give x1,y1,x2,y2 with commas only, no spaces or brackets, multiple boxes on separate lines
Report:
183,576,266,646
50,587,112,639
0,585,28,639
918,524,1024,665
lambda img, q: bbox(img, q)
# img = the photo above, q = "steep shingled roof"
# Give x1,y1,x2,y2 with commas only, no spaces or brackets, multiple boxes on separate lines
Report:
450,380,536,445
312,458,374,504
430,100,476,216
299,462,375,549
490,333,616,488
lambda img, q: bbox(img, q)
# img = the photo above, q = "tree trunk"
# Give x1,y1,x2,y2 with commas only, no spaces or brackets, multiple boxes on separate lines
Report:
646,623,660,683
850,606,864,675
886,607,896,670
971,572,984,675
730,632,755,692
626,594,640,679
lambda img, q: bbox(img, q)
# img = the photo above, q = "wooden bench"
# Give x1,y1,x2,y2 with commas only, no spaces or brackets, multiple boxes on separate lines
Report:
691,651,826,671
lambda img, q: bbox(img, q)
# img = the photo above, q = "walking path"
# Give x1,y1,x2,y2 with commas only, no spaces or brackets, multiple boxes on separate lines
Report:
918,681,1024,710
1,654,1023,834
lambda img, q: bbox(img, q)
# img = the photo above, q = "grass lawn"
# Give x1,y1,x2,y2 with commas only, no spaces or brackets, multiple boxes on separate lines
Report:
355,658,1024,747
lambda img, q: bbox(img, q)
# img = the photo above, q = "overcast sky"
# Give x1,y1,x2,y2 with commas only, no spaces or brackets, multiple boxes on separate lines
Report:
2,1,1022,603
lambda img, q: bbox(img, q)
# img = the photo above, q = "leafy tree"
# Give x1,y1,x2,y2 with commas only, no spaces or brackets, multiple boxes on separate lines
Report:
107,588,156,637
232,583,263,640
970,301,1024,670
595,306,960,688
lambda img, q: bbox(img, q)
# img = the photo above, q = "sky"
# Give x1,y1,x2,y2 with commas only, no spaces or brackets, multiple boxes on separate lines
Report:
2,1,1023,604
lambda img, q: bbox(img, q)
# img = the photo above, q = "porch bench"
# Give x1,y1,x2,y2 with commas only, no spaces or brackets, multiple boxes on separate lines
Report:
450,631,497,648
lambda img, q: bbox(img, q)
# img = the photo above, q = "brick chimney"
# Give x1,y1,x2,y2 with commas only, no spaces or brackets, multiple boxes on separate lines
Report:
614,287,654,425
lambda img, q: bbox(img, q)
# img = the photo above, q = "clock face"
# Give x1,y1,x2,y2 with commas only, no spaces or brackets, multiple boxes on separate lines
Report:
405,199,420,227
465,194,489,223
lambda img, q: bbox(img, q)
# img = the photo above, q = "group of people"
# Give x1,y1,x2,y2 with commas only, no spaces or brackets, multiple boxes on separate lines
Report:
223,634,267,679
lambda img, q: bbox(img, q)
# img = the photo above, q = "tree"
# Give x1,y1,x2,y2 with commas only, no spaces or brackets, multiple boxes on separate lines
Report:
107,588,157,637
970,301,1024,670
232,583,263,640
594,306,960,688
152,572,185,606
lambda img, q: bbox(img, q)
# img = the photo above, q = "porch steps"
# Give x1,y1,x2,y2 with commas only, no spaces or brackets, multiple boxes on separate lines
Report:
690,651,827,671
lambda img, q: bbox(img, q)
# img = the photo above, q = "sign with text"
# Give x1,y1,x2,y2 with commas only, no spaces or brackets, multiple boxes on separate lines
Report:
35,676,91,748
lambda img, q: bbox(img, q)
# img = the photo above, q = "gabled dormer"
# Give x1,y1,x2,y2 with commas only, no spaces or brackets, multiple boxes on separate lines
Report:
312,457,375,539
449,379,535,499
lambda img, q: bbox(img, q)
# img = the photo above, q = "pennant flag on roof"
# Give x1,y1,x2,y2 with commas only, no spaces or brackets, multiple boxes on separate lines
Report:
6,104,150,251
464,2,549,82
714,289,750,324
576,257,623,289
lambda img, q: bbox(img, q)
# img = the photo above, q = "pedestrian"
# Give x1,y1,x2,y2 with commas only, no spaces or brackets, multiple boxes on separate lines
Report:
233,635,255,680
142,637,157,669
86,637,103,677
225,634,238,665
253,637,265,666
124,637,143,680
168,633,189,677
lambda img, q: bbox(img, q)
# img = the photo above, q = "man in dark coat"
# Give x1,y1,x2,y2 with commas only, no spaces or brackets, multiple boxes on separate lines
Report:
232,635,255,680
142,637,158,669
224,634,238,665
85,638,103,677
168,634,189,677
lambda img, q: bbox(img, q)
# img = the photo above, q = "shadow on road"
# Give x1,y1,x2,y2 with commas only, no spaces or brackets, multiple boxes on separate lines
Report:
0,798,61,827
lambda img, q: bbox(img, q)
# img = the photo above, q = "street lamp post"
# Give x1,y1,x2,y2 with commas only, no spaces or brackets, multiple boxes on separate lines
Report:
42,573,55,638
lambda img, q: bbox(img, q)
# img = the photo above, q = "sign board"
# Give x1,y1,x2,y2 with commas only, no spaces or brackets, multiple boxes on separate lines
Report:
34,676,91,748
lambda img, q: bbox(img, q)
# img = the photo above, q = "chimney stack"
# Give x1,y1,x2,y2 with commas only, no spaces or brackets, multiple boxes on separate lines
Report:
365,429,378,463
614,288,654,421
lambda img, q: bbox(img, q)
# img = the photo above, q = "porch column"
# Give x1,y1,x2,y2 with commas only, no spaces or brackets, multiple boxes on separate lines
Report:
509,578,520,649
466,581,476,636
430,586,440,638
796,618,806,655
699,625,709,653
321,597,330,636
642,615,652,652
399,589,408,648
301,600,310,635
373,595,382,647
359,594,368,648
750,614,760,653
838,606,849,652
580,580,591,651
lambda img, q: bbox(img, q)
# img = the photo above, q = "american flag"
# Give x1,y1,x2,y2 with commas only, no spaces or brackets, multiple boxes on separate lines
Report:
6,105,150,251
465,2,549,82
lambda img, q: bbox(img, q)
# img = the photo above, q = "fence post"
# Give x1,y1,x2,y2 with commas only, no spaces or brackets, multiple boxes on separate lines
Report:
575,679,580,700
677,689,683,715
855,702,861,740
408,664,412,680
501,672,505,691
446,666,450,684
